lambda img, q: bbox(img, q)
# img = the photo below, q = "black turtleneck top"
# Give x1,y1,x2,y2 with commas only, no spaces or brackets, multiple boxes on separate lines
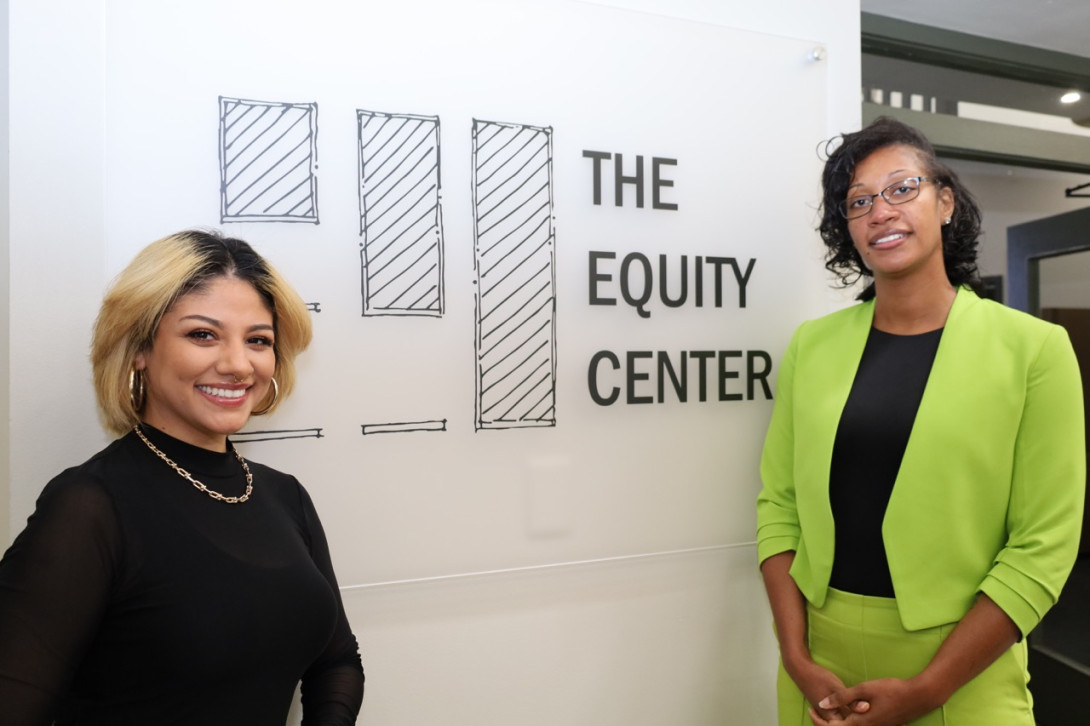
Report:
0,425,363,725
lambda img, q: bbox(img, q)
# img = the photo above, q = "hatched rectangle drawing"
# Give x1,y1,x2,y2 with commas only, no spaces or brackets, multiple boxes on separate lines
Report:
472,119,557,430
219,97,319,224
358,110,444,317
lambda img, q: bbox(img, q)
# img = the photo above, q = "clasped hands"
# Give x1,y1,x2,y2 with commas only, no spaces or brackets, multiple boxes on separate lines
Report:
792,659,938,726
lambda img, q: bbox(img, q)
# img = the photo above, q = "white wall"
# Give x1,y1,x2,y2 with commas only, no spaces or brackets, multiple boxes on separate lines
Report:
0,0,9,548
4,1,862,723
8,0,106,527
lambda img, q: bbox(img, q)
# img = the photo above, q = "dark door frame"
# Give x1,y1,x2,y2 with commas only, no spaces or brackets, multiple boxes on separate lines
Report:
1007,206,1090,313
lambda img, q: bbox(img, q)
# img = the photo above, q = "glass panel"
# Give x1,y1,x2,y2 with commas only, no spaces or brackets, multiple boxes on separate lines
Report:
1031,250,1090,670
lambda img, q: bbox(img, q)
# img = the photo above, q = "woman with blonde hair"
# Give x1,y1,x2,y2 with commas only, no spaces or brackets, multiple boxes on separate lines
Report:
0,229,363,724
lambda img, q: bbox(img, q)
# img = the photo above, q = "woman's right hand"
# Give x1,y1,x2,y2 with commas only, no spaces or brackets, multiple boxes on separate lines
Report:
759,553,869,722
785,656,868,722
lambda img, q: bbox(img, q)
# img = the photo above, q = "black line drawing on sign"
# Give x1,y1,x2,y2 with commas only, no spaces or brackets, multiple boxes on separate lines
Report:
233,428,324,444
361,420,447,436
219,97,319,224
358,110,444,317
472,119,557,431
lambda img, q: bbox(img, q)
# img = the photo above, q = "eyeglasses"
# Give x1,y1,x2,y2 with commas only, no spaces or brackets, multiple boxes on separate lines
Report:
839,176,936,219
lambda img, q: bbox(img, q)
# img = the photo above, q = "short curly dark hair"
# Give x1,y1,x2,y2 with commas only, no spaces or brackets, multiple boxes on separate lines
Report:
818,116,983,301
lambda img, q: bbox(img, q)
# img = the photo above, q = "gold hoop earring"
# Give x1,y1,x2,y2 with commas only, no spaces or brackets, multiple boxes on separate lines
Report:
129,369,146,411
251,378,279,416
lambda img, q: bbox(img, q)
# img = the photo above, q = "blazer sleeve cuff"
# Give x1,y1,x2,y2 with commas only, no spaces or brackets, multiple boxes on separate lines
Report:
979,562,1053,637
756,527,799,565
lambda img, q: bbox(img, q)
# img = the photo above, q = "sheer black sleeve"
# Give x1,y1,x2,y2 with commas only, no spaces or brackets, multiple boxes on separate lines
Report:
0,472,122,726
295,483,364,725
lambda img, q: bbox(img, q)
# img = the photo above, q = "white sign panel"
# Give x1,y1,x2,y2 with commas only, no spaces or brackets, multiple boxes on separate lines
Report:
99,0,828,588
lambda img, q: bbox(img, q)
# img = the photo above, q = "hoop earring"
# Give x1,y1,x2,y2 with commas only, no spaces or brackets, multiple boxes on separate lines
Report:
251,378,279,416
129,369,146,411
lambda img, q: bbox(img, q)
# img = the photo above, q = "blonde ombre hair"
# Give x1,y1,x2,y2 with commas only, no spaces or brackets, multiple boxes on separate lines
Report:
92,230,312,435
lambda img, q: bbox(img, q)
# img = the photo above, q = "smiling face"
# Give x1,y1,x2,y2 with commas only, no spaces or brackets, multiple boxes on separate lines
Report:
134,275,276,451
847,144,955,287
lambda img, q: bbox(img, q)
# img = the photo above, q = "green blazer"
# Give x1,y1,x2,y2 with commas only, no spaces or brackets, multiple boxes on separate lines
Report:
757,287,1085,635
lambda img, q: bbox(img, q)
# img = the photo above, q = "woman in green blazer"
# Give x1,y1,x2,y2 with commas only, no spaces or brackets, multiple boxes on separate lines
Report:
757,117,1085,725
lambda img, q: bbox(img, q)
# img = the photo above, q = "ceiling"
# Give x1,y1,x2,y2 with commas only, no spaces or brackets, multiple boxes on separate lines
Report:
860,0,1090,124
861,0,1090,57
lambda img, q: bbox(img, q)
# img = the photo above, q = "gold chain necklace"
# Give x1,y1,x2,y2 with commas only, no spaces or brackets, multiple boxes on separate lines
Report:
133,425,253,504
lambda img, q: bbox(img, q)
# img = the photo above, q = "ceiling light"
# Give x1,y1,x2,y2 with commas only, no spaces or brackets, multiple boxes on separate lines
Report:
1060,91,1082,104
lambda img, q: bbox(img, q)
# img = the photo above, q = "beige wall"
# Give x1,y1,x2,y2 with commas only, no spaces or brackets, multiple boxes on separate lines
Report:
948,159,1090,295
1040,250,1090,309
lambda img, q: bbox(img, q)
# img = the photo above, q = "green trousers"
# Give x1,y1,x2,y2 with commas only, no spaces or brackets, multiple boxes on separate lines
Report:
777,588,1035,725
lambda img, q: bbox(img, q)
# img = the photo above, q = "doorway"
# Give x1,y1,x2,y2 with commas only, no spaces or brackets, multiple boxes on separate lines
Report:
1007,207,1090,726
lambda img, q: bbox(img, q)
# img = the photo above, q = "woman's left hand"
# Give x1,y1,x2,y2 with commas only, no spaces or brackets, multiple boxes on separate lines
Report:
809,677,940,726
